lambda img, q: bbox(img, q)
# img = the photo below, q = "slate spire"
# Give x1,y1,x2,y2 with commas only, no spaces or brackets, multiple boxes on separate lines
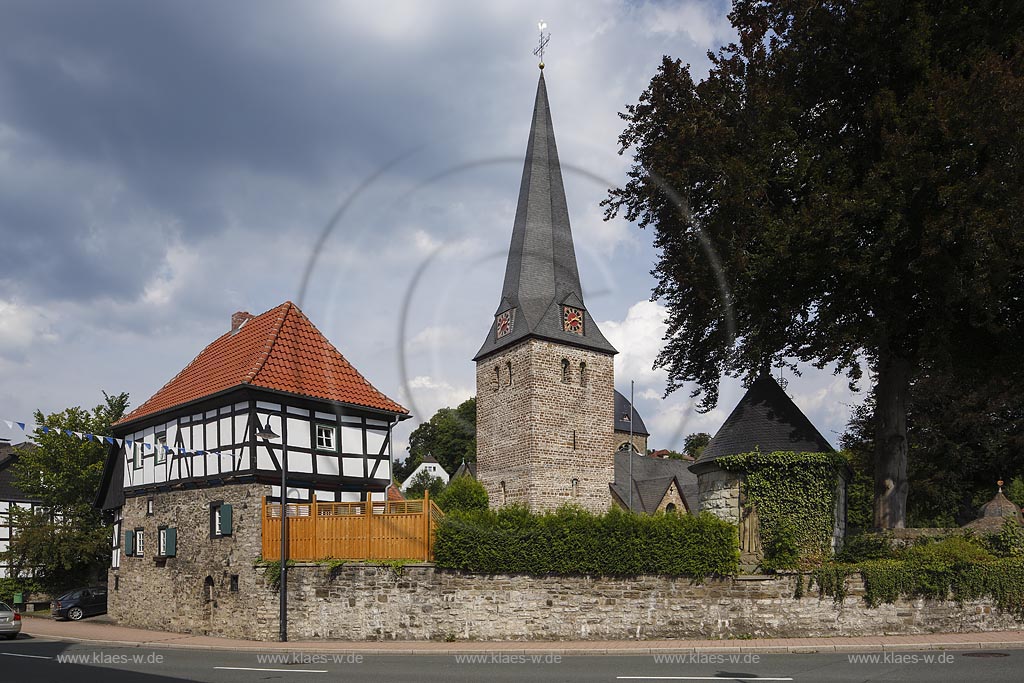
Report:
474,72,616,360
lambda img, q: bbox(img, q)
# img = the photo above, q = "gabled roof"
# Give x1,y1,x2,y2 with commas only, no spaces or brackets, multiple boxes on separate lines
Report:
117,302,408,427
695,374,834,466
613,390,649,436
0,443,41,504
474,72,616,360
611,451,698,514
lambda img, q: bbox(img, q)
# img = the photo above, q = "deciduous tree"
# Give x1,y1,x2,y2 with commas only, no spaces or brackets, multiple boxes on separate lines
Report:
605,0,1024,527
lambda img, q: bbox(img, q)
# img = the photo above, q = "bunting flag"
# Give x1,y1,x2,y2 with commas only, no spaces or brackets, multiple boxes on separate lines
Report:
1,415,246,462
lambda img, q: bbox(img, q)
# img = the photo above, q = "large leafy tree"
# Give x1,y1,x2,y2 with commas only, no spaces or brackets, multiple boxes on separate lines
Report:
605,0,1024,527
4,392,129,593
397,397,476,480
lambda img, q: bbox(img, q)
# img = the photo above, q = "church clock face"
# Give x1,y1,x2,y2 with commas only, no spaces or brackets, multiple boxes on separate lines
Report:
495,309,515,339
562,306,584,335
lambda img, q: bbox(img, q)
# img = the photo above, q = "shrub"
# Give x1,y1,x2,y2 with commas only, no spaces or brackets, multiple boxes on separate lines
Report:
987,519,1024,558
761,517,800,571
835,533,897,563
903,535,994,565
435,476,488,513
433,505,739,578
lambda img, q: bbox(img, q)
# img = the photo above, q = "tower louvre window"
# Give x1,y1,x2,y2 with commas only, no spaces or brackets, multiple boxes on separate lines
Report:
506,361,512,386
493,366,500,390
561,358,570,382
579,361,587,386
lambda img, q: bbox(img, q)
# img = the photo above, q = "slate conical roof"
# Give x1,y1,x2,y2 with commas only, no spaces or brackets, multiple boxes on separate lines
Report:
474,72,616,360
694,374,834,467
614,390,649,436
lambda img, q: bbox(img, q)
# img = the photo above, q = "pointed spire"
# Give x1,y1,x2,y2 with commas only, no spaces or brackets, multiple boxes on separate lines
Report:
475,72,616,360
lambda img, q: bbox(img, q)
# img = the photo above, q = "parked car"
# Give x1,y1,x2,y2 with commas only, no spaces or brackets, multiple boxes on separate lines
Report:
51,586,108,621
0,602,22,639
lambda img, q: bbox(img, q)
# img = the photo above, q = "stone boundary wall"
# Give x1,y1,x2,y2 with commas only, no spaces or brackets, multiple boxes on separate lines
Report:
107,484,1019,642
238,564,1021,642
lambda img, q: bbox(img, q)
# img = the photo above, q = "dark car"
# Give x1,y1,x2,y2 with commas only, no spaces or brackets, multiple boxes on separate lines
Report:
51,586,107,621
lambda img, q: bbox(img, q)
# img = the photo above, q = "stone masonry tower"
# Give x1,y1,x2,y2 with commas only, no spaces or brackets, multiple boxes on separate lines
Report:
474,71,617,513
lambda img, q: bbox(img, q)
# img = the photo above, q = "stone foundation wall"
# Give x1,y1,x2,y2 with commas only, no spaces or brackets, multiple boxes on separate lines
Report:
696,467,741,524
108,482,272,640
112,541,1022,641
249,565,1021,642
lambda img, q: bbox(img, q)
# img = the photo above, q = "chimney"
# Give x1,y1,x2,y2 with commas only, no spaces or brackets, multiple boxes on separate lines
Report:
231,311,253,332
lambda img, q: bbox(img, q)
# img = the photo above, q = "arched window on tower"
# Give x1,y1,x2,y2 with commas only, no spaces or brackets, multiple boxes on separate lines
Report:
561,358,570,383
493,365,500,391
571,477,580,498
579,361,587,386
506,360,513,386
500,480,507,506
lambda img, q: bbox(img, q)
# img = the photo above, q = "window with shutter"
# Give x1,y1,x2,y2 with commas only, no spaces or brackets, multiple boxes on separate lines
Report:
219,504,233,536
124,529,135,556
165,527,177,557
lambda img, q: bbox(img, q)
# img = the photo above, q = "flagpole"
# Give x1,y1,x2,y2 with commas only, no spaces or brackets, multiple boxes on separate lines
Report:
628,379,634,511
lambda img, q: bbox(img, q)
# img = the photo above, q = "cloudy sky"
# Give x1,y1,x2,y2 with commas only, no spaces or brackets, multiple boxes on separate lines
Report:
0,0,866,459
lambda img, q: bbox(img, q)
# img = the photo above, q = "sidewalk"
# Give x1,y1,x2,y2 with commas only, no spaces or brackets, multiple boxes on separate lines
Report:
19,614,1024,655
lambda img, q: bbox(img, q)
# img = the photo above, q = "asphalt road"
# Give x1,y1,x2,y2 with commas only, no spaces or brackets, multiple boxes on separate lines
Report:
0,638,1021,682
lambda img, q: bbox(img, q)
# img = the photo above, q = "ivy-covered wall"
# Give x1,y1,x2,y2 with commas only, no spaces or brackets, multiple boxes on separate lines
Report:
715,451,848,569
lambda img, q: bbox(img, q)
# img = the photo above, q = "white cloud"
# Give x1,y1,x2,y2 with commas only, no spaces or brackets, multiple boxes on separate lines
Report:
142,242,200,306
0,300,57,356
602,299,669,384
409,325,464,349
400,375,474,424
638,0,733,46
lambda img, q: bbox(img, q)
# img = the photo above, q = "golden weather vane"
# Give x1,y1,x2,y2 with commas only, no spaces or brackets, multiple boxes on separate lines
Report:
533,20,550,69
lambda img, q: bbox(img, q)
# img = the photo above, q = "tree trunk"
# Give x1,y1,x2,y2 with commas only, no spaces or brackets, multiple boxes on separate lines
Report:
873,352,911,529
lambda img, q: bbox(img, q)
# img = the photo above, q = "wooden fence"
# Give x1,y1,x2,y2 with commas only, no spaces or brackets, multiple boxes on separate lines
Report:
261,492,444,562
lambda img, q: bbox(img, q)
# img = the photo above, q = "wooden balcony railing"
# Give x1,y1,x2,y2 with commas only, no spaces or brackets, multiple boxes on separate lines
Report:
261,492,443,562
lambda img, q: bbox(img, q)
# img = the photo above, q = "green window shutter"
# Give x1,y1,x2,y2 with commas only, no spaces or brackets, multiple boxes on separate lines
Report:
165,528,177,557
219,504,233,536
125,529,135,556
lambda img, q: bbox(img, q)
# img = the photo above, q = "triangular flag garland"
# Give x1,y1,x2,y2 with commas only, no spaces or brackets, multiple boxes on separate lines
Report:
0,416,249,462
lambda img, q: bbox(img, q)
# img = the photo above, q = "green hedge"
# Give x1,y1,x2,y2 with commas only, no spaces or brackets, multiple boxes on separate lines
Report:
812,536,1024,614
433,505,739,578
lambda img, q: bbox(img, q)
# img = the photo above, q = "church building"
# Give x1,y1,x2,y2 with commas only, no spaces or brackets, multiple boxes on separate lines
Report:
474,69,618,513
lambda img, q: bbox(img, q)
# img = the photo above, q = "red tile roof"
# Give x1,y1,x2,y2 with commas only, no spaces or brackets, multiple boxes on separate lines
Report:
118,302,407,425
387,484,405,502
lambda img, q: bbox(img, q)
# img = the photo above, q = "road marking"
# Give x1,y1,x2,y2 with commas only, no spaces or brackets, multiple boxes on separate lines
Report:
214,666,328,673
0,652,53,659
617,678,794,681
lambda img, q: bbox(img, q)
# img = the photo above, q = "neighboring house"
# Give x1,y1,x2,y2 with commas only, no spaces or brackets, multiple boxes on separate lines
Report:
452,460,477,480
610,451,697,515
0,442,43,579
94,302,409,627
399,454,449,492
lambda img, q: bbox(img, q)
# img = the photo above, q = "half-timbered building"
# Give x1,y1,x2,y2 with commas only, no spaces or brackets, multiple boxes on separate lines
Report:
0,442,43,579
95,302,409,633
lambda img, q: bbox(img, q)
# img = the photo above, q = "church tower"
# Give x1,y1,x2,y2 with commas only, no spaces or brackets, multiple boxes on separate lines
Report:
474,70,617,513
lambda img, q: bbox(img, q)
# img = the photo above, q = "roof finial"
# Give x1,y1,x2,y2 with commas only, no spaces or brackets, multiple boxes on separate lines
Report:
533,20,550,69
999,479,1005,493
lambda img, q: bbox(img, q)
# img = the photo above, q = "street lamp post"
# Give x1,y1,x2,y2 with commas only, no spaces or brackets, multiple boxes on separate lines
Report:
256,420,286,642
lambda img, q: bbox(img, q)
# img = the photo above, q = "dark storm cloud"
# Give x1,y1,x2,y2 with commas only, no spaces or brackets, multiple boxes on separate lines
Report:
0,1,455,303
